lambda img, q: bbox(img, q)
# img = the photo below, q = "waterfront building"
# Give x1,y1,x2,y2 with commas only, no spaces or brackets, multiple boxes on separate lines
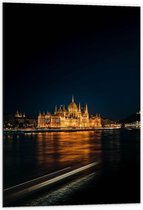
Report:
89,114,102,128
15,110,25,118
124,121,140,129
13,111,37,128
38,96,102,128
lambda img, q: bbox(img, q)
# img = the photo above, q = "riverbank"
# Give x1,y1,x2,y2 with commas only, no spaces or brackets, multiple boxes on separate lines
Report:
3,162,98,206
3,127,122,134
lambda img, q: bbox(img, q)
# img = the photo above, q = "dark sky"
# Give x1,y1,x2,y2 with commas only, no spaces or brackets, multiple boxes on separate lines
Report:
3,3,140,120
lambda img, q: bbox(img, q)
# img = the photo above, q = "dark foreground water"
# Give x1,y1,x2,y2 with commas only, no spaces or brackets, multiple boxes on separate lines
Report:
3,129,140,205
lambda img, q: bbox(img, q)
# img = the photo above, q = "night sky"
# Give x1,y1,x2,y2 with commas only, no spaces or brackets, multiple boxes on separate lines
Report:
3,3,140,120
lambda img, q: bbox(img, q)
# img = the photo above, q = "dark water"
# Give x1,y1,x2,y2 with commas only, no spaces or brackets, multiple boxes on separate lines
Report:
3,131,102,188
3,129,140,204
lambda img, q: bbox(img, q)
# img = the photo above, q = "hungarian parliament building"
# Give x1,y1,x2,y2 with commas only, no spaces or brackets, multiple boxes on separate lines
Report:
38,96,102,128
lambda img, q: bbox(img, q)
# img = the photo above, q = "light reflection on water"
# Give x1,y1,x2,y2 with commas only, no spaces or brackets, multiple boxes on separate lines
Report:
36,131,102,168
3,130,120,188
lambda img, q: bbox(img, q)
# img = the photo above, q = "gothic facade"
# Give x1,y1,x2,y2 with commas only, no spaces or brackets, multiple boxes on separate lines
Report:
38,96,102,128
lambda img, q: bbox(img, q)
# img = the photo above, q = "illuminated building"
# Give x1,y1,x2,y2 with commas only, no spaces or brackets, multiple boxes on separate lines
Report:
15,110,25,118
38,96,102,128
13,111,37,128
124,121,140,129
89,114,102,128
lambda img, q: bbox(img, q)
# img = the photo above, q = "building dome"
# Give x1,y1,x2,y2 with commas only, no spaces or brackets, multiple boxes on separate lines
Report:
68,95,78,113
68,101,78,110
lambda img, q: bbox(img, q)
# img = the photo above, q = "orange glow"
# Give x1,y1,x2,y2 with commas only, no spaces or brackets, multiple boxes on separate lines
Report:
38,96,102,129
36,131,102,170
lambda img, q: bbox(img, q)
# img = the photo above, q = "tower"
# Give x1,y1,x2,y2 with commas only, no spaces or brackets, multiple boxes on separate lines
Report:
78,103,81,112
68,95,78,115
72,94,74,102
54,105,57,114
85,104,89,115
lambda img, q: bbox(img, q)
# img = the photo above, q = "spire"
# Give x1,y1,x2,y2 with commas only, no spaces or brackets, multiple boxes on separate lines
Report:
54,105,57,113
72,94,74,102
63,105,66,111
78,103,81,112
85,104,88,113
15,110,19,118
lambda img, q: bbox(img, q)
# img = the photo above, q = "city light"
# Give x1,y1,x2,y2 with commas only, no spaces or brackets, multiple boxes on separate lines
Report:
38,95,102,129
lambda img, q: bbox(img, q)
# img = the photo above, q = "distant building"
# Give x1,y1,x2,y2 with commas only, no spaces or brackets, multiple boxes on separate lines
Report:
124,121,140,129
15,110,25,118
38,96,102,128
9,111,38,128
121,111,140,129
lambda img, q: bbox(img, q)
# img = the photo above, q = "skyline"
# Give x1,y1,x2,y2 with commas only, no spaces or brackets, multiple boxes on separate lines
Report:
3,3,140,120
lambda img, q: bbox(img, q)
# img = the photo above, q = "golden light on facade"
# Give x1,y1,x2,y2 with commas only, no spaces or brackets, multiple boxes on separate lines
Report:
38,96,102,129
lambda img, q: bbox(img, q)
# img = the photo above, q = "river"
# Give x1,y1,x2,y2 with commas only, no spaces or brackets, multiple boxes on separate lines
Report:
3,129,140,205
